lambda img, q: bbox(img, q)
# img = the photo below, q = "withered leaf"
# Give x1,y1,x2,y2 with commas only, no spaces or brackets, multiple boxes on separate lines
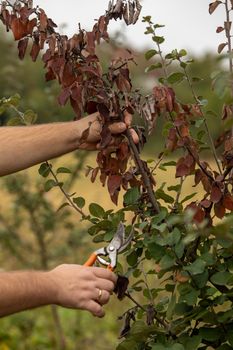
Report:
18,37,29,60
27,18,37,35
30,41,40,62
209,1,222,15
114,275,129,300
39,9,48,31
100,126,112,149
186,203,205,224
91,167,99,183
210,185,222,203
223,193,233,211
58,88,70,106
216,26,224,33
146,304,155,326
107,174,122,197
214,201,226,218
218,42,227,54
11,17,28,40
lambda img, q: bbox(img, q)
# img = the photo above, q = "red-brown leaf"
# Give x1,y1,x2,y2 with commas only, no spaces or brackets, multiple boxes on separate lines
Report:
58,88,71,106
210,185,222,203
39,9,48,31
30,41,40,62
18,37,29,60
91,167,99,183
214,202,226,218
27,18,37,35
223,193,233,211
218,42,227,54
107,174,122,197
186,203,205,224
216,26,224,33
209,1,222,14
11,17,28,40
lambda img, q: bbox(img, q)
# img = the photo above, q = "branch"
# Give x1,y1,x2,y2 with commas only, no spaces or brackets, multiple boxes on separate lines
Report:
181,62,222,175
46,162,89,220
126,129,160,214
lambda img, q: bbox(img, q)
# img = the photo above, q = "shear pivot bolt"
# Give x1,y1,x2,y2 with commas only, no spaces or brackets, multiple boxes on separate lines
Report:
109,246,115,252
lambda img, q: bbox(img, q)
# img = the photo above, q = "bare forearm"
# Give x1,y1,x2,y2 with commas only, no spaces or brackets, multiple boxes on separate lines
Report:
0,121,81,176
0,271,55,317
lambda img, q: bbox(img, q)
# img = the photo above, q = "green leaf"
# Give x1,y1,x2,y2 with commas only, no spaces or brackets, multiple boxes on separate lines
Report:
199,327,223,342
89,203,105,218
44,179,57,192
7,93,21,107
127,250,138,266
56,167,72,174
152,35,165,44
7,117,23,126
151,209,167,226
210,271,232,285
166,228,181,246
174,241,185,258
170,345,185,350
93,234,105,243
154,24,165,29
145,63,162,72
184,259,206,275
151,345,165,350
167,184,181,192
156,189,174,204
167,72,185,85
179,49,187,57
57,203,70,212
166,293,176,320
181,192,197,204
145,49,158,60
117,340,139,350
147,243,166,261
24,109,37,125
73,197,85,209
160,254,175,270
38,163,51,178
123,187,140,206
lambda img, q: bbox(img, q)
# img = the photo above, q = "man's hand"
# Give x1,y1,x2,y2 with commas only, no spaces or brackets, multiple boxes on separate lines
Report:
0,111,139,176
76,111,139,150
0,265,117,317
49,264,117,318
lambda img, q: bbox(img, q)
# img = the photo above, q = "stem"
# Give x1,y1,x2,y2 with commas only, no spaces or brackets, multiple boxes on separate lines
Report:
224,0,233,136
51,306,67,350
225,0,233,76
126,129,160,214
172,177,184,211
46,162,89,220
181,64,222,174
125,292,170,330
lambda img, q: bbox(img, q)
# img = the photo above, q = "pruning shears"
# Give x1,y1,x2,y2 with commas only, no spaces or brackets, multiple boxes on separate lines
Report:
84,222,133,271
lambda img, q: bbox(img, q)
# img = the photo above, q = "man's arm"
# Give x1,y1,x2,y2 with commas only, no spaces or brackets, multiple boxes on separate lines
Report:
0,112,135,176
0,265,117,318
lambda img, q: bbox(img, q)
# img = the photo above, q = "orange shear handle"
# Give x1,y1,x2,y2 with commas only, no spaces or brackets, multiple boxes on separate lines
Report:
84,253,114,271
84,253,98,267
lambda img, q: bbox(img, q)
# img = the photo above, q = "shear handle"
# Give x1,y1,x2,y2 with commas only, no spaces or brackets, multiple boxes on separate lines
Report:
84,253,98,267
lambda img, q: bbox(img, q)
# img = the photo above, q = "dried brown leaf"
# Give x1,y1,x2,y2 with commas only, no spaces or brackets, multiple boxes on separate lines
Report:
209,1,222,14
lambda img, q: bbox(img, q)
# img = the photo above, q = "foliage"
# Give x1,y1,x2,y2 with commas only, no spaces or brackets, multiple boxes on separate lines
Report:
1,0,233,350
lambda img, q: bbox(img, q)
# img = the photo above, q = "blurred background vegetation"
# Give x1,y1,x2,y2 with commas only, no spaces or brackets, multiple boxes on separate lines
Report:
0,26,226,349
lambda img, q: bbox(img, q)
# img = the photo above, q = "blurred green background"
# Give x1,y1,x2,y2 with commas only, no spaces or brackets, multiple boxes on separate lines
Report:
0,26,225,350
